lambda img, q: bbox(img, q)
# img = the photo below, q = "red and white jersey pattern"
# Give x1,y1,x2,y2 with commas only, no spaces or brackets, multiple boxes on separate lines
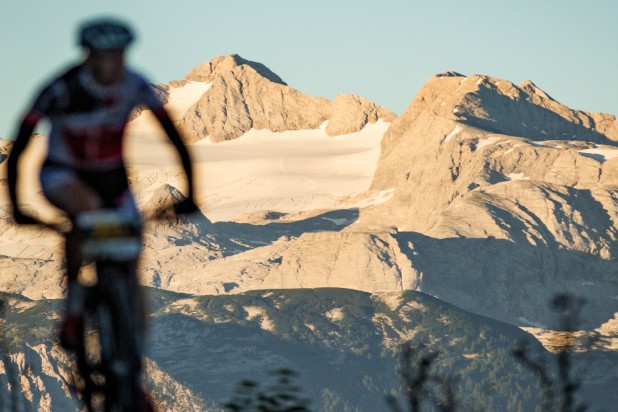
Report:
24,64,164,169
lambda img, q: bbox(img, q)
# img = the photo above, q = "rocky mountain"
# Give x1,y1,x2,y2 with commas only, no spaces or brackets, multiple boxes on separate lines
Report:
1,58,617,410
370,72,618,233
1,288,558,411
0,292,208,411
131,83,618,329
351,72,618,329
171,54,396,142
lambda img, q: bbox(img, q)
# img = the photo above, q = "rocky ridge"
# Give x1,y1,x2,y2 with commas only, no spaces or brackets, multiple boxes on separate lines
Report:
1,289,555,411
351,73,618,327
172,54,396,142
1,60,617,409
370,72,618,233
2,68,617,328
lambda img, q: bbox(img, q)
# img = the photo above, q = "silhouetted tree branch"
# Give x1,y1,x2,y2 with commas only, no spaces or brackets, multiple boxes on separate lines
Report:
386,341,458,412
513,293,588,412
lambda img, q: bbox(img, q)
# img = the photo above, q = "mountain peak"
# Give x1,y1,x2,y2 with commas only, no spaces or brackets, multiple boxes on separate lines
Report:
385,71,616,146
518,79,555,101
435,71,465,78
184,54,287,85
177,56,394,143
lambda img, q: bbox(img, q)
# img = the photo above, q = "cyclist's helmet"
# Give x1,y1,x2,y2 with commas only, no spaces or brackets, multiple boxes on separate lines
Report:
78,18,135,52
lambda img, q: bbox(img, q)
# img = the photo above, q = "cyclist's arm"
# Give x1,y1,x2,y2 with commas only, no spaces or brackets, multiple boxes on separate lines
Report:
8,82,56,221
135,74,196,211
8,111,41,219
152,107,195,200
136,77,195,201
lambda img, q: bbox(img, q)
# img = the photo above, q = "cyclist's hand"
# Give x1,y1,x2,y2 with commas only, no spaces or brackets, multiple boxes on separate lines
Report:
174,198,199,215
13,209,39,225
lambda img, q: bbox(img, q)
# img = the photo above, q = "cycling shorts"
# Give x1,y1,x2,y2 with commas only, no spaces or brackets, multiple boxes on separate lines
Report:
40,161,137,212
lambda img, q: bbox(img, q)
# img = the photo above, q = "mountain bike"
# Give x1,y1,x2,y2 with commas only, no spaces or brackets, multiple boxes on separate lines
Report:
70,208,149,411
22,196,195,410
34,207,154,411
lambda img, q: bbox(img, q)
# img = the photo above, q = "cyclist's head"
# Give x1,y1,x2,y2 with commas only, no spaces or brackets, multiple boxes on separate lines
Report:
79,18,134,85
78,17,135,53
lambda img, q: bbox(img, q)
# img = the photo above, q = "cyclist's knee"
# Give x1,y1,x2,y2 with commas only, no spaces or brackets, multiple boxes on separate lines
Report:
49,181,103,216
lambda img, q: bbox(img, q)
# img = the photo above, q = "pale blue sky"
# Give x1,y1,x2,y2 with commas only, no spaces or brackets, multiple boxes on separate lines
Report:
1,0,616,138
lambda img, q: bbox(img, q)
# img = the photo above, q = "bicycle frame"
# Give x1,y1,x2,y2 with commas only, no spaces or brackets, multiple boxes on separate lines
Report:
73,209,145,412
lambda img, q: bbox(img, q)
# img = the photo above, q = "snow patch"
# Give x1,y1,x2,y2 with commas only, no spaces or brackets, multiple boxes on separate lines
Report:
529,141,558,149
321,217,349,225
518,317,547,329
475,136,501,150
579,148,618,163
165,81,211,119
248,240,269,245
444,125,463,142
506,173,530,181
127,119,390,222
504,144,524,155
347,189,395,209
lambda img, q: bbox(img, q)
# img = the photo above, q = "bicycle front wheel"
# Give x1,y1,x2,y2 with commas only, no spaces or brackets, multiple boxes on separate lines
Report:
97,261,144,411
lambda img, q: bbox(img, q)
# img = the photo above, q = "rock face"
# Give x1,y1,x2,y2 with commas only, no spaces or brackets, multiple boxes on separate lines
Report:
371,73,618,233
3,70,617,329
189,226,420,296
325,94,394,136
2,65,618,409
0,289,552,412
363,72,618,327
176,54,396,142
183,54,287,86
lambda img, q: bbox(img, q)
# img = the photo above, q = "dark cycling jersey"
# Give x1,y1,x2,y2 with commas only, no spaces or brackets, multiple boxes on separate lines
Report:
23,64,165,169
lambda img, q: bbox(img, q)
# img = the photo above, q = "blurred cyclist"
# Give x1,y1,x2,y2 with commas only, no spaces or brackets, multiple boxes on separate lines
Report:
7,17,197,409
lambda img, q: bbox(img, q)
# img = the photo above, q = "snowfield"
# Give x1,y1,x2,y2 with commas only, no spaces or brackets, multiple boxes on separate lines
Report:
126,109,389,221
0,81,390,225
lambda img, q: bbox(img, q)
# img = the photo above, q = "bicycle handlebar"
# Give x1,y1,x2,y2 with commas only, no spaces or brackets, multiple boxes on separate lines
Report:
12,198,198,235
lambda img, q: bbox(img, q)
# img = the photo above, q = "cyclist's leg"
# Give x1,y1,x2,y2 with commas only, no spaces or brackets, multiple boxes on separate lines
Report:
40,164,104,264
93,168,146,336
72,166,150,409
99,173,153,410
40,164,103,348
